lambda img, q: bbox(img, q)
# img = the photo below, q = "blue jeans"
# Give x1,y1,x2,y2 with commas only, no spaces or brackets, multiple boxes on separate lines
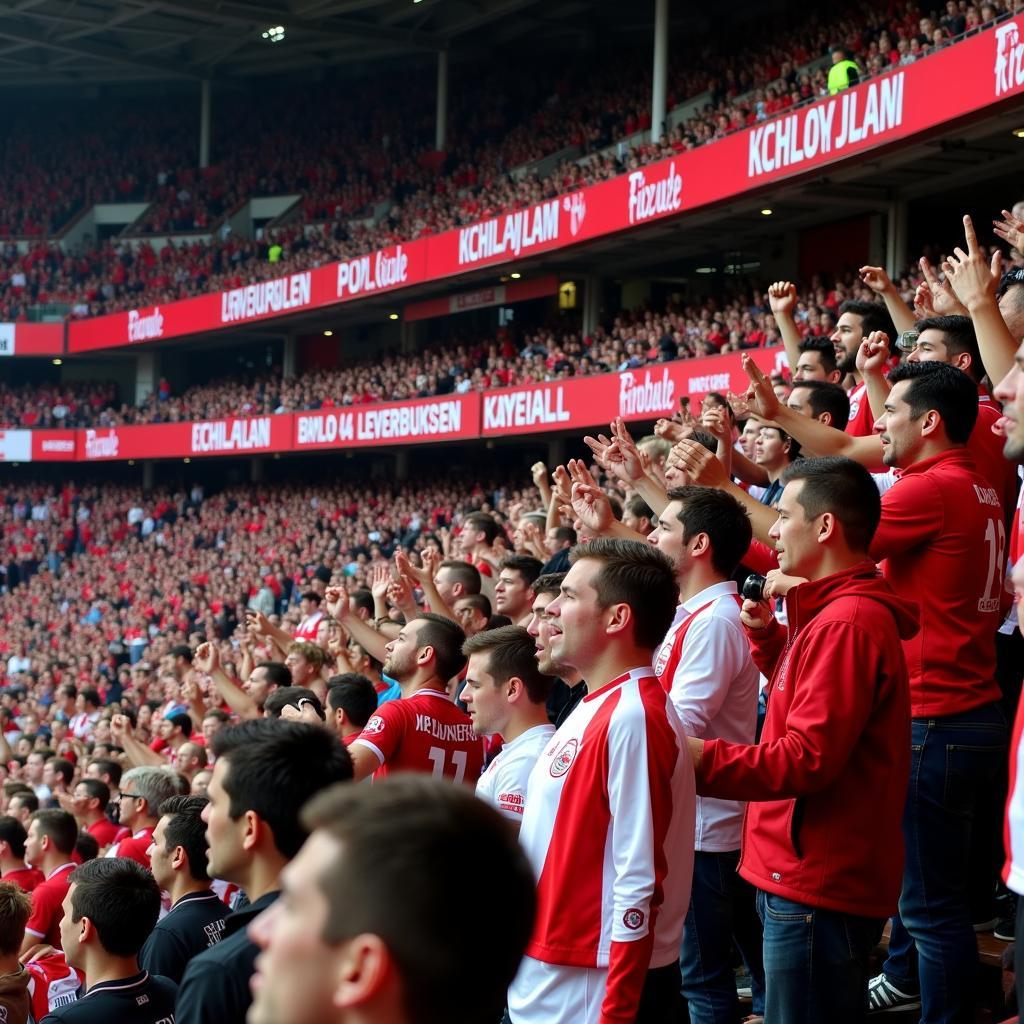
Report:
681,850,765,1023
757,891,883,1024
881,702,1007,1024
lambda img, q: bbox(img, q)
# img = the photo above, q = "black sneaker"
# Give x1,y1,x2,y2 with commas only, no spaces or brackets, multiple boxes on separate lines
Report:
994,906,1016,941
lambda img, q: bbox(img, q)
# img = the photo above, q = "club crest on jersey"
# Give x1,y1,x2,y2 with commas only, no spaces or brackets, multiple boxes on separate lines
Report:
362,717,385,735
623,908,645,930
549,738,578,778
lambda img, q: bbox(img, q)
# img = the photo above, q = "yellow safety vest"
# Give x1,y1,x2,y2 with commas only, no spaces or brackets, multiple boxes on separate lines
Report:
828,59,860,95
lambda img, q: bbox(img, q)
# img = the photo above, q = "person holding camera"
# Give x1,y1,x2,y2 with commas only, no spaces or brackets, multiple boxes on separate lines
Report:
687,457,918,1024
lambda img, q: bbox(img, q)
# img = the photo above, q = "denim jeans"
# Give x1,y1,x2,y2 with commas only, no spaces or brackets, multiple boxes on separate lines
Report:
757,891,883,1024
881,702,1008,1024
681,850,765,1023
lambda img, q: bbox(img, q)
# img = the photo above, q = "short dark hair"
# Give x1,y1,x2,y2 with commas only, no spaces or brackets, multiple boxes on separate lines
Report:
9,791,38,814
625,493,654,522
411,613,467,683
211,719,353,860
68,857,161,957
349,589,375,616
0,880,30,956
171,645,193,663
300,590,322,605
687,428,720,453
838,298,895,339
548,526,577,548
79,689,101,710
462,626,553,704
203,708,230,725
569,539,678,649
302,777,535,1024
914,314,982,382
88,759,122,787
798,336,838,375
455,593,491,618
158,795,211,882
165,712,193,738
78,779,110,808
0,815,27,859
500,555,543,589
790,380,851,430
887,360,978,444
463,513,501,546
326,676,378,729
437,560,482,595
531,572,566,599
46,758,74,786
254,661,292,688
29,809,78,855
780,456,882,552
75,831,99,863
263,687,326,721
665,486,753,577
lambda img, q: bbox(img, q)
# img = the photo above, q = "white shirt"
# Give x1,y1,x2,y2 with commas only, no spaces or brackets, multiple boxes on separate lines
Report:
476,724,554,821
654,580,759,851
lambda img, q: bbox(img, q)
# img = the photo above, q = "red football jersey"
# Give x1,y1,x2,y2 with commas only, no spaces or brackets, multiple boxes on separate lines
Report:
1,865,44,892
25,863,75,948
870,448,1002,717
86,816,121,850
352,688,484,784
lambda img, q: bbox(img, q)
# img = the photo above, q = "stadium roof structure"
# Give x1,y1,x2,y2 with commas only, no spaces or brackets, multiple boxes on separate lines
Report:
0,0,688,88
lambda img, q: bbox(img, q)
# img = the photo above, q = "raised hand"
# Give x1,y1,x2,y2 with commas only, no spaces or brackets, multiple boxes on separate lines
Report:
570,479,614,535
531,461,549,489
394,549,429,586
193,641,219,675
993,208,1024,253
654,418,687,443
324,586,348,620
918,255,968,317
727,389,753,421
855,330,892,376
858,265,893,296
551,464,572,507
943,214,1002,311
701,405,732,445
370,562,391,601
767,281,798,316
666,439,730,488
741,353,781,422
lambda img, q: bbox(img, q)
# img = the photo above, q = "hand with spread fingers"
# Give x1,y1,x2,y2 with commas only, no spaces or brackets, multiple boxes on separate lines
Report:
917,254,968,317
943,214,1002,312
667,439,730,488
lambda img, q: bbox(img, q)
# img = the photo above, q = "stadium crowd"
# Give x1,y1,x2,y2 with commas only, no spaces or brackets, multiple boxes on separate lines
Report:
0,250,984,428
0,204,1022,1024
0,0,1016,323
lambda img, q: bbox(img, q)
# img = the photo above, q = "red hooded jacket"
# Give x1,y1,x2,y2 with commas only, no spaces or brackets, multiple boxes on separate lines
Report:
698,561,918,918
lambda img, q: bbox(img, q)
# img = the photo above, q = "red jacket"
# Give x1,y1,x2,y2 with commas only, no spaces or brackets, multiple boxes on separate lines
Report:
698,561,917,918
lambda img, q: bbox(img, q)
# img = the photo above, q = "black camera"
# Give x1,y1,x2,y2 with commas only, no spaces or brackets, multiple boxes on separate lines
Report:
742,573,767,603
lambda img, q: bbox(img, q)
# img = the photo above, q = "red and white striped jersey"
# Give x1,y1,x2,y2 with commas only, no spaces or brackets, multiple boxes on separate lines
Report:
293,610,325,642
517,667,695,1020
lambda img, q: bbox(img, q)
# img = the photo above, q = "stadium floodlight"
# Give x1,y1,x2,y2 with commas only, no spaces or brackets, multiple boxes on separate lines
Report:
510,272,521,279
261,25,285,42
1013,128,1024,139
323,330,333,337
388,313,399,320
760,208,773,216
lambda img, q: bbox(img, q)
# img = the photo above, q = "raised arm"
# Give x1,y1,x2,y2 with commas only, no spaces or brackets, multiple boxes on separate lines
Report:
945,213,1018,386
